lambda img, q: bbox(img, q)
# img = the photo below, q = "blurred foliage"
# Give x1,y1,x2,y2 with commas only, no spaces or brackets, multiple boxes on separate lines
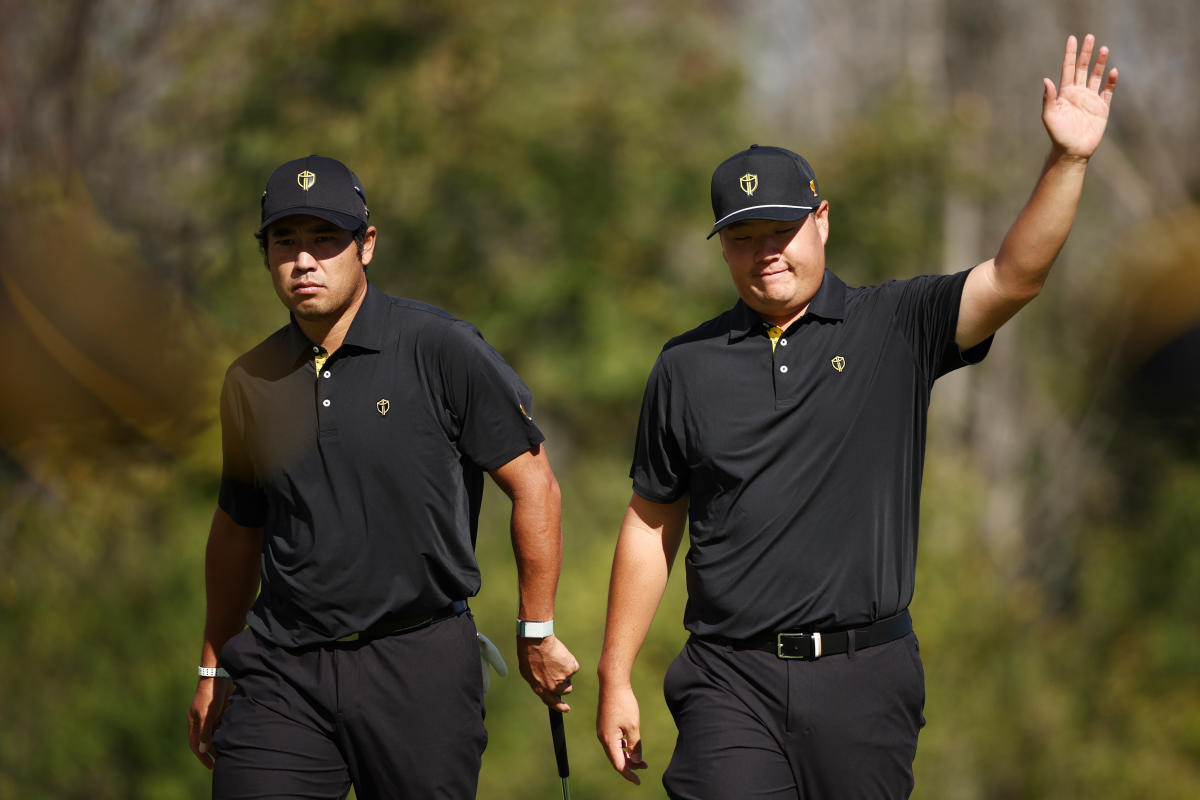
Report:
1,1,1198,799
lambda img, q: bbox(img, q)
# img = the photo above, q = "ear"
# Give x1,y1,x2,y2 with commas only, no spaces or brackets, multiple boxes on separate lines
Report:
360,226,378,266
813,201,830,245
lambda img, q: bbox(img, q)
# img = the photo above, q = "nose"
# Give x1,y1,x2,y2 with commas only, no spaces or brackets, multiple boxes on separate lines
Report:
293,247,319,271
755,234,783,262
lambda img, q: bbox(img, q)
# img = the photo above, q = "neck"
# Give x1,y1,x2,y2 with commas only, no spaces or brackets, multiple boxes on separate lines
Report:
759,304,809,331
296,281,368,354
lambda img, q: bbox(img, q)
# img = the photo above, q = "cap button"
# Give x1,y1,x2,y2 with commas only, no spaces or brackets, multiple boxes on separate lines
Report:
749,144,759,149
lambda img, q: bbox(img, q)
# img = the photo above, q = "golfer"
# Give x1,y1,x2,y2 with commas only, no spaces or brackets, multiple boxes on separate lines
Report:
187,155,578,798
596,35,1117,798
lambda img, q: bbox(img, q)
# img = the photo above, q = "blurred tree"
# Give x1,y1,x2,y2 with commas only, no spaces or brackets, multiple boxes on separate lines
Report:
2,1,1198,798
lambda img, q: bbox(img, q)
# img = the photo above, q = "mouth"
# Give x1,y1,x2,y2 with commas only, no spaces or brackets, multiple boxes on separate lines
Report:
292,282,324,296
755,265,789,280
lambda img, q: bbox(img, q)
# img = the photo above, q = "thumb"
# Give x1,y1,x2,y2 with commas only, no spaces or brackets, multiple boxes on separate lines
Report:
1042,77,1057,107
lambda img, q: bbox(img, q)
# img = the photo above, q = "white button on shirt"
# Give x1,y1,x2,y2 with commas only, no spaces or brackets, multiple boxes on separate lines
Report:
322,399,331,407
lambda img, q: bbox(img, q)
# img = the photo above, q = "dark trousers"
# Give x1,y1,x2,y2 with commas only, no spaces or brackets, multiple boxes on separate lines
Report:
211,612,486,800
662,632,926,800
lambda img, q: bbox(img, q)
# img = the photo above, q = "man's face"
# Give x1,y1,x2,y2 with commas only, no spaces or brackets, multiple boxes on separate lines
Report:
718,202,829,325
264,215,375,320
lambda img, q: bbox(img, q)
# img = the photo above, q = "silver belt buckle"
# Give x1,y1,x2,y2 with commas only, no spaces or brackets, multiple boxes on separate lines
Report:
776,631,822,660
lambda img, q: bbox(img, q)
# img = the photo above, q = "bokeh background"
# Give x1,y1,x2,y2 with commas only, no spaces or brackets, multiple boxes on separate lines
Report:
2,1,1198,798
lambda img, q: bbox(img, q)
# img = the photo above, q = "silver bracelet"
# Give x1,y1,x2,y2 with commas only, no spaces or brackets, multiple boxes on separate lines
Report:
198,666,230,678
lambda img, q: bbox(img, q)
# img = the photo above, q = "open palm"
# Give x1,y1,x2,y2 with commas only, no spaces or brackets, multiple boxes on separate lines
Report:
1043,34,1119,159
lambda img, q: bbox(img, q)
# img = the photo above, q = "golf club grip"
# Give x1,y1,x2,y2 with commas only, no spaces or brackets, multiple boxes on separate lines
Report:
548,708,570,778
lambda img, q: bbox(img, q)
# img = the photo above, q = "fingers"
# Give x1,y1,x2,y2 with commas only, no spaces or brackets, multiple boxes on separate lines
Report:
1074,34,1094,87
533,680,574,712
1058,34,1117,98
1059,34,1077,88
600,729,647,784
1087,43,1108,91
518,636,581,711
187,710,216,770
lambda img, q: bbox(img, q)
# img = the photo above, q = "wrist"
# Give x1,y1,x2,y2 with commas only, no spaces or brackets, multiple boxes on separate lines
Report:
1047,145,1090,168
515,618,554,639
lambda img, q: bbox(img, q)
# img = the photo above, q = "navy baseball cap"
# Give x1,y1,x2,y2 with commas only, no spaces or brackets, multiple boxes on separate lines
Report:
259,155,369,233
708,145,821,238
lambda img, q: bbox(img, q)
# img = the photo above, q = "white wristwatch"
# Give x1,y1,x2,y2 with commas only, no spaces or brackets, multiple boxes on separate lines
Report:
515,619,554,639
198,666,230,678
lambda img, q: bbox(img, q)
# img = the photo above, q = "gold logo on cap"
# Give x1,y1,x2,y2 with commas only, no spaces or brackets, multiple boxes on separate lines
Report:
297,170,316,191
740,173,758,196
831,356,846,372
377,398,390,416
810,180,817,196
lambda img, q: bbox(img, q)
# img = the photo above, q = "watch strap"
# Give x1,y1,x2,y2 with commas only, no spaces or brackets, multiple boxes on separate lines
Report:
515,619,554,638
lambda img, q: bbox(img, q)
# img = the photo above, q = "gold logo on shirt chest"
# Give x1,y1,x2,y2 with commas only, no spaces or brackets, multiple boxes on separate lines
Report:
377,398,390,416
831,356,846,372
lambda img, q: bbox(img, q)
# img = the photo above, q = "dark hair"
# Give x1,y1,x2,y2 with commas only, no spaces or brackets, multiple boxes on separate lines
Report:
256,223,369,269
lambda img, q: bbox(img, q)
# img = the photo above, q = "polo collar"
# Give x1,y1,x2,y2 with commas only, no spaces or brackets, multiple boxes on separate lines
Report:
727,269,849,343
283,281,388,362
339,282,387,352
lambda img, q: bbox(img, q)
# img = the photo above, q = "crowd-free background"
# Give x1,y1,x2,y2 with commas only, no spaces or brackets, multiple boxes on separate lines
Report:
2,1,1197,798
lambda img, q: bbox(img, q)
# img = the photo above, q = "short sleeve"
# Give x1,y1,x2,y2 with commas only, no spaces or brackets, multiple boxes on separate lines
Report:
217,370,267,527
629,353,688,503
439,322,545,471
894,269,992,384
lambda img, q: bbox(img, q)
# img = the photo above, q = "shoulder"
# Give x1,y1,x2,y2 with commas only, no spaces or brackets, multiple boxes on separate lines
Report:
225,323,294,381
841,271,969,314
661,307,738,355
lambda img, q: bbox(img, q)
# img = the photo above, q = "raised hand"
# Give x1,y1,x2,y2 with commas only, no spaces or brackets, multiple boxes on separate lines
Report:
1043,34,1119,160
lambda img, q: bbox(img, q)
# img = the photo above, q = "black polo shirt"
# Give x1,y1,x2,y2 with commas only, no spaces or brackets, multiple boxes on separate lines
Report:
218,283,544,648
631,268,990,639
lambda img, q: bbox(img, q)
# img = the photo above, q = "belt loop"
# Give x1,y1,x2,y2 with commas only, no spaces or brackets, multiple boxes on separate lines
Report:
847,629,856,659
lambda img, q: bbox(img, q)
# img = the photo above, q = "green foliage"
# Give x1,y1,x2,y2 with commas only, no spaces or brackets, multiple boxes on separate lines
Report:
2,2,1199,799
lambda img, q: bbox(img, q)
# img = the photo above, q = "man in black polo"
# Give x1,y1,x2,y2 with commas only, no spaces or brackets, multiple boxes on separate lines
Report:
596,35,1117,797
186,155,579,799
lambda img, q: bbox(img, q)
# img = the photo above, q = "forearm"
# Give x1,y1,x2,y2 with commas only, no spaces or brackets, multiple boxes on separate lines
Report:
992,148,1090,296
597,495,686,688
199,508,261,666
510,473,563,622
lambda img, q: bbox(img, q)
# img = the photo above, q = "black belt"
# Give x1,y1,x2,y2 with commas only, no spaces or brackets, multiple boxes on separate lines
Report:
702,609,912,660
336,600,468,643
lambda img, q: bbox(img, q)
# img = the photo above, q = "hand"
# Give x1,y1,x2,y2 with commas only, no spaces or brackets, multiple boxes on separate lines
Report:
187,677,233,769
597,681,649,784
1043,34,1118,160
516,635,580,712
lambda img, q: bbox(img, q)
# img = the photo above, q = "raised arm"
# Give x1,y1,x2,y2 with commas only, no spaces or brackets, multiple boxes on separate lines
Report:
489,445,580,711
958,34,1118,350
596,492,689,785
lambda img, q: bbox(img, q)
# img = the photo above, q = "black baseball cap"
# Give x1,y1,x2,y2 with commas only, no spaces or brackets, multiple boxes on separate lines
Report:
259,155,369,233
708,145,821,238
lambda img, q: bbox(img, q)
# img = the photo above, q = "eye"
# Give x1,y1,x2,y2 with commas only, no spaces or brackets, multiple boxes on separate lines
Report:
776,226,799,235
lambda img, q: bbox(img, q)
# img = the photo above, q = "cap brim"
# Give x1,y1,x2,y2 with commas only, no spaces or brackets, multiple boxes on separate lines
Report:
706,205,815,239
259,207,363,233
